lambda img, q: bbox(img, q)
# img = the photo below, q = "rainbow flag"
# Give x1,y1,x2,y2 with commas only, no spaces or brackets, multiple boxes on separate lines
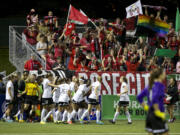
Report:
137,15,170,37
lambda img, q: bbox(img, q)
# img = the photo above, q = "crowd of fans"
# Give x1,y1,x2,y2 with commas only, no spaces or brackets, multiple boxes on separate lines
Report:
23,8,180,73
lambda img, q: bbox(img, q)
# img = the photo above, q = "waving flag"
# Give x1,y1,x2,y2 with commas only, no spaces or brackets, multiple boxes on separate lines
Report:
142,5,167,10
176,8,180,33
136,15,170,37
68,5,89,25
126,0,143,18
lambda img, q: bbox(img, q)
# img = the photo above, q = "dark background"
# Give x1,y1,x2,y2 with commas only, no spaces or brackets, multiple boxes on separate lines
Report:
0,0,179,47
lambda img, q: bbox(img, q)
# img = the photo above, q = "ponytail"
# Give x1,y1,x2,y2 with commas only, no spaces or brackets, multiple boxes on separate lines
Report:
149,68,164,91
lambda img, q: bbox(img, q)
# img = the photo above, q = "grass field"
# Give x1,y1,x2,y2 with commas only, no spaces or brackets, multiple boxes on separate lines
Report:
0,120,180,135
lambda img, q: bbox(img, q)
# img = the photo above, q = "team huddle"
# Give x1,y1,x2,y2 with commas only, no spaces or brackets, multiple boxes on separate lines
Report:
3,71,131,125
3,68,169,135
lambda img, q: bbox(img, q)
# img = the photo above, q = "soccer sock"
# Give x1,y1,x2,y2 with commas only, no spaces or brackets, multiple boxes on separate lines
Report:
45,110,52,121
71,110,77,120
74,112,78,121
29,110,33,116
60,112,63,121
2,113,6,119
67,112,71,122
88,115,91,121
15,110,21,117
78,109,83,120
19,113,23,120
81,109,89,120
7,116,10,120
113,112,119,122
125,111,132,123
62,110,68,122
41,108,47,122
52,109,56,122
96,110,100,122
55,111,61,121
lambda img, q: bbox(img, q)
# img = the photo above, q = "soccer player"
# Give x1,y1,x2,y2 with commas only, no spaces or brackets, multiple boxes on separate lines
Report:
14,72,29,122
137,68,169,135
40,73,55,124
109,76,132,124
3,75,15,122
80,76,104,125
49,78,72,124
70,78,90,122
52,77,61,123
20,74,41,122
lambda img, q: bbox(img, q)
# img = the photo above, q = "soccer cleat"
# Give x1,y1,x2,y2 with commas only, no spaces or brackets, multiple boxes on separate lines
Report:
79,119,84,124
57,121,63,124
54,121,58,124
172,117,176,122
19,120,24,123
67,121,73,124
6,119,13,123
13,115,18,121
62,121,68,124
109,120,115,124
96,121,104,125
40,121,46,124
168,119,172,123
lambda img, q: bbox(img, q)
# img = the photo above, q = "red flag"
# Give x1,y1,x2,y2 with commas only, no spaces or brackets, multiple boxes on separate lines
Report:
69,5,88,24
64,22,75,36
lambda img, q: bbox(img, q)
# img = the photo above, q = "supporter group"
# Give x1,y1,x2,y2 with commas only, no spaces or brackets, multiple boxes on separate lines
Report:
0,5,180,127
23,8,180,73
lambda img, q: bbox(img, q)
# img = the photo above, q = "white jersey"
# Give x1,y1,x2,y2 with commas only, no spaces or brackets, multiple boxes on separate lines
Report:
58,83,70,102
6,80,14,100
119,82,130,101
36,41,47,55
42,78,52,98
69,82,75,92
73,84,89,102
53,87,60,103
89,81,101,100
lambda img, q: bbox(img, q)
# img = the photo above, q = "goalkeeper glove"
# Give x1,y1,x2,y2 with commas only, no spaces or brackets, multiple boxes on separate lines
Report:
154,110,165,120
143,104,149,112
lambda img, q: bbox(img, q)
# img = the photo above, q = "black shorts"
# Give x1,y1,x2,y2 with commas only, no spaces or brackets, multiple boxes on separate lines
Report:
88,98,99,105
145,109,169,134
42,98,53,105
72,100,87,108
18,95,26,104
59,101,69,107
5,100,13,105
25,95,38,105
118,101,129,106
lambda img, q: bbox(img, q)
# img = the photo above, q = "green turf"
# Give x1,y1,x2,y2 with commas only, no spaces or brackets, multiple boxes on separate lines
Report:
0,48,16,75
0,120,179,134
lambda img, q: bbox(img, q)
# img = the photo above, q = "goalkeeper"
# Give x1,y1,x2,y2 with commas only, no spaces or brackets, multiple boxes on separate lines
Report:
137,68,169,135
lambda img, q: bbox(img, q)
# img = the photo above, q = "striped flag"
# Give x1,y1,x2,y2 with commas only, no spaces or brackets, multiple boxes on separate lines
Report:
68,5,89,25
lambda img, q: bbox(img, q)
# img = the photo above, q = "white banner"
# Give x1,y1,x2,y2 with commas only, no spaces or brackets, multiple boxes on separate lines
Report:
126,0,143,18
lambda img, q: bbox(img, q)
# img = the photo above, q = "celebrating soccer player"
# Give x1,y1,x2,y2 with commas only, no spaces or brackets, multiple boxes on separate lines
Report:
137,68,169,135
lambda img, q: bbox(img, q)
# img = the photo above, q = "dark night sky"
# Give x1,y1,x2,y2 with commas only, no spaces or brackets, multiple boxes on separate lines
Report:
0,0,179,20
0,0,179,46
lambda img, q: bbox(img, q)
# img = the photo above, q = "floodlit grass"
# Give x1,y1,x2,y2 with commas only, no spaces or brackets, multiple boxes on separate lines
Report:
0,120,179,134
0,48,16,75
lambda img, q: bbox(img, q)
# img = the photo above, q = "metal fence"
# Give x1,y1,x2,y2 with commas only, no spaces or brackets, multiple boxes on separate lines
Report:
9,26,46,72
8,25,91,72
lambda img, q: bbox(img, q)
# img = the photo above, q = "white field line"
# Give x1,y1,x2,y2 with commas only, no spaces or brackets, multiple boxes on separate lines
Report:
0,133,180,135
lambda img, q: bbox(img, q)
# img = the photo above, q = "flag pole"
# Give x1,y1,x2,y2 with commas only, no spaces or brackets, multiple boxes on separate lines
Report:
89,19,98,29
65,5,71,31
80,9,99,29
